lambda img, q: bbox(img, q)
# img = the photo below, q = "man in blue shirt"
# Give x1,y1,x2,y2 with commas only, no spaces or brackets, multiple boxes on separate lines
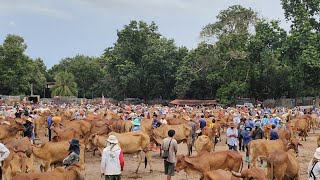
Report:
261,115,269,126
270,124,279,140
198,115,206,136
47,113,53,141
152,114,162,128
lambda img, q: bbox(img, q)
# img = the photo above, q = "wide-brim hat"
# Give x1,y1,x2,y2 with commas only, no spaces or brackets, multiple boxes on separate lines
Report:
27,117,34,123
107,135,119,144
69,139,80,147
131,119,141,126
314,148,320,159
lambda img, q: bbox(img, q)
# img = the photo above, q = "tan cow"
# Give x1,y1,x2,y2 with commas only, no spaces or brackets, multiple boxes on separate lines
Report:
50,122,81,142
294,118,308,141
194,135,212,153
4,152,34,180
231,168,267,180
152,124,192,145
267,149,300,180
11,163,84,180
86,131,152,173
248,138,302,168
32,141,85,172
0,120,26,140
204,169,240,180
61,120,91,138
176,150,243,178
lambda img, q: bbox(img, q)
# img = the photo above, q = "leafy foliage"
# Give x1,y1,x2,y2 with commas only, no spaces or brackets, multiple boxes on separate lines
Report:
51,71,78,97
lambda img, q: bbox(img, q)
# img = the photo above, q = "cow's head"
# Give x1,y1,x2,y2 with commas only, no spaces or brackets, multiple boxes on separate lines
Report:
232,168,266,180
286,138,302,155
85,133,98,151
10,150,28,176
175,155,187,172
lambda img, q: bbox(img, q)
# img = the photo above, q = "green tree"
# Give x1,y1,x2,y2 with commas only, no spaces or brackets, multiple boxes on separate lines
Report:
51,71,78,97
102,20,187,100
49,55,104,98
0,34,46,95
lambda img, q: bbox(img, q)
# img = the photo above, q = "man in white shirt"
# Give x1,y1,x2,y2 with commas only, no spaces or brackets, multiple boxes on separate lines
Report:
0,143,10,179
227,122,238,151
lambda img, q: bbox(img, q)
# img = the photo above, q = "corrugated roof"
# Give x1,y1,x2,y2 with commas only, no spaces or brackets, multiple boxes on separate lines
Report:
169,99,217,106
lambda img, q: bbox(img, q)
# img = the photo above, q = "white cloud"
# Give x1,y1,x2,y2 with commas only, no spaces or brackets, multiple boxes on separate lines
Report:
8,21,16,27
0,0,70,19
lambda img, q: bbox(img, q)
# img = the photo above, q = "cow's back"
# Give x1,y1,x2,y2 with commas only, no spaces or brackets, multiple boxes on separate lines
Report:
110,131,150,154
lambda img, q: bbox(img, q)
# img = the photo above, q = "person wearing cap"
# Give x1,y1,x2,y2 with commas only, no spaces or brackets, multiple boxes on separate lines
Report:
101,135,124,180
308,147,320,179
161,130,178,180
242,126,252,162
252,122,264,140
63,139,80,167
23,117,35,144
0,143,10,179
131,118,141,131
227,122,238,151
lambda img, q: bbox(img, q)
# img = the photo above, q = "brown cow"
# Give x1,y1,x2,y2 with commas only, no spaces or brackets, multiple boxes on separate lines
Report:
194,135,212,153
267,149,300,180
294,118,308,141
277,128,292,141
248,138,302,168
204,169,240,180
11,163,84,180
231,168,267,180
32,141,85,172
50,122,81,142
0,120,26,140
176,150,243,178
166,118,189,125
3,152,34,180
61,120,91,138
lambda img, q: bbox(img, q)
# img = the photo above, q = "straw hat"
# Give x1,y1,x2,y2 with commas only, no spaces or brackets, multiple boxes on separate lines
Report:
27,117,34,123
107,135,119,144
314,148,320,159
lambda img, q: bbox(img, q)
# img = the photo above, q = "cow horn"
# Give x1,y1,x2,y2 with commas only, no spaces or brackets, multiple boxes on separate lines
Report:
231,171,242,177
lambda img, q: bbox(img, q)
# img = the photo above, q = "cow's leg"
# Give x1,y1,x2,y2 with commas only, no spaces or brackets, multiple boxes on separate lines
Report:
135,151,143,174
145,151,153,173
44,163,50,172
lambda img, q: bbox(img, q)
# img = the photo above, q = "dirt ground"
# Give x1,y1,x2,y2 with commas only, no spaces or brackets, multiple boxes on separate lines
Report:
36,129,318,180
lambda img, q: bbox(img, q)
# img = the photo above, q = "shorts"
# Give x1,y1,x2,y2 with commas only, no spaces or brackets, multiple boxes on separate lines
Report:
105,175,121,180
164,160,175,176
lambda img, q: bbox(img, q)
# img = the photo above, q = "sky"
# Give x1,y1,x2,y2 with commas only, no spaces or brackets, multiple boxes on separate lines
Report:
0,0,290,68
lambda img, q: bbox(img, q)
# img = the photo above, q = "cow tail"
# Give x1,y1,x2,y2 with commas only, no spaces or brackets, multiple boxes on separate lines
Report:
145,156,148,169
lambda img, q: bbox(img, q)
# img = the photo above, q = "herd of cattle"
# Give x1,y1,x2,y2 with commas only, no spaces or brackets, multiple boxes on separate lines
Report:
0,106,319,180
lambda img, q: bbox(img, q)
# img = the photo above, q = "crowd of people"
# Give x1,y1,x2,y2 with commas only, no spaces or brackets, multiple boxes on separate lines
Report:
0,101,320,179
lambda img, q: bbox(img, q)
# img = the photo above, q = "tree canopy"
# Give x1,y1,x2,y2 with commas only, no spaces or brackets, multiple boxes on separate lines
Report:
1,2,319,103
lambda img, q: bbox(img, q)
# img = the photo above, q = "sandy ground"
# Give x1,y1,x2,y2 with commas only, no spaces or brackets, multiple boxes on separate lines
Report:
36,129,318,180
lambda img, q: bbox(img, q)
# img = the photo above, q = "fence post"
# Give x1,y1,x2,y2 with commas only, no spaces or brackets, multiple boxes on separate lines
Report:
315,96,320,108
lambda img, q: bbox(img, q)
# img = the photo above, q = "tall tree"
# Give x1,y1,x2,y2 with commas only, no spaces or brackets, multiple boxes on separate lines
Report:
0,34,46,95
102,20,187,100
49,55,104,98
51,71,78,97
